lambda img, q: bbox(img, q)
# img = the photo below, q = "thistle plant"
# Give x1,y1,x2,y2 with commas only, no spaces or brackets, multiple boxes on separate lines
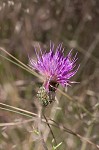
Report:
0,45,99,149
29,42,79,106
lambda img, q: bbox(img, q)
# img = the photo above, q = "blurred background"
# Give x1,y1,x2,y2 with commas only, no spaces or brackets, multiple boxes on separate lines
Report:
0,0,99,150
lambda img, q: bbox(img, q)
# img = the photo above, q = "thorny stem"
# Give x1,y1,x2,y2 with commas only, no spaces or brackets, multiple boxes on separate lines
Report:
38,106,48,150
42,110,57,147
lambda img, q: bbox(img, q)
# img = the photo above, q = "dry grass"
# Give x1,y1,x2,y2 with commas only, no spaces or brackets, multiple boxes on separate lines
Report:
0,0,99,150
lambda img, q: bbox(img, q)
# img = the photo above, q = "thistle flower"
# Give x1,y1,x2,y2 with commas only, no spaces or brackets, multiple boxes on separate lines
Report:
29,42,79,92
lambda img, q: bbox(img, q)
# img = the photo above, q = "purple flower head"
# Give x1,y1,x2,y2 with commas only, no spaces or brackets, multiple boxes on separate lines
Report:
29,42,79,91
